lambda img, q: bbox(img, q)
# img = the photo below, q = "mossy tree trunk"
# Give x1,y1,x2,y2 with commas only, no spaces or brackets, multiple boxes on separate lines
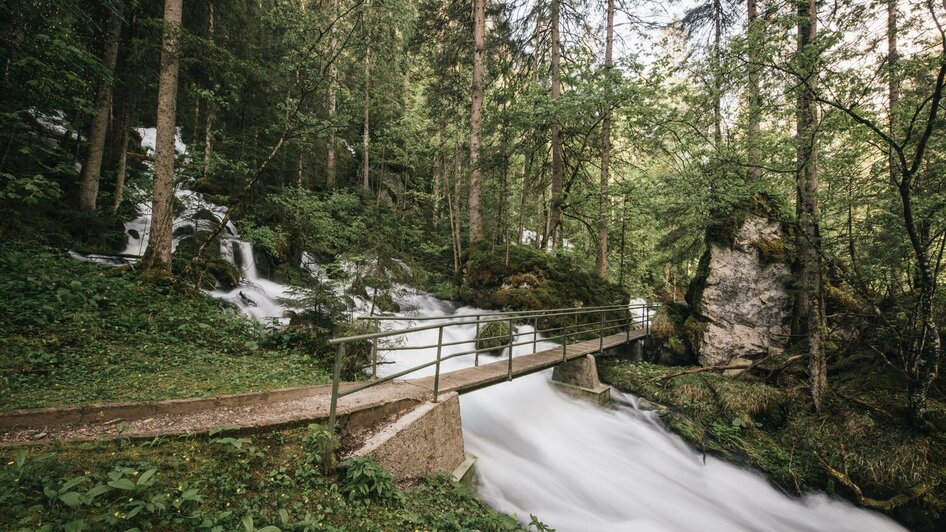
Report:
794,0,826,412
78,9,122,211
143,0,183,273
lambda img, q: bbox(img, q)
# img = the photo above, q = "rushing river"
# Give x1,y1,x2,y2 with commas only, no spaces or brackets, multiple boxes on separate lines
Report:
374,293,904,532
88,140,903,531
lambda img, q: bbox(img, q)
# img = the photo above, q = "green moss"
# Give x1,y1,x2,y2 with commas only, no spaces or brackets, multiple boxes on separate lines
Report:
476,320,512,353
649,307,679,340
681,315,708,354
754,237,786,264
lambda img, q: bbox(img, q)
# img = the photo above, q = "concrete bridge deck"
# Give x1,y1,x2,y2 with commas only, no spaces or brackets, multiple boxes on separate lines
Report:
0,331,641,446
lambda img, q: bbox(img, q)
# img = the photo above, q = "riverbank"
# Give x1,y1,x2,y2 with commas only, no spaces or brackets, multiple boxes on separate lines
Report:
598,357,946,531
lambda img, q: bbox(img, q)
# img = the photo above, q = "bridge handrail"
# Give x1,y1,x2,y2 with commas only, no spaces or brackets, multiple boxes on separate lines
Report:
323,302,659,437
356,302,647,322
328,303,642,345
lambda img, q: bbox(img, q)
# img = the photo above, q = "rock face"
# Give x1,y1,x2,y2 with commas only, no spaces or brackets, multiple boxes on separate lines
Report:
687,215,792,367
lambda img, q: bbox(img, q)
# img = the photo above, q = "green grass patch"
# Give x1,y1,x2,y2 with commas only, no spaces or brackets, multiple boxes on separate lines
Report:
0,241,331,411
0,425,522,531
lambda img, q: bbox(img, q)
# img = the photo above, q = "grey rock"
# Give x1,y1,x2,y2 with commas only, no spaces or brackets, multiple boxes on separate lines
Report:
690,216,792,367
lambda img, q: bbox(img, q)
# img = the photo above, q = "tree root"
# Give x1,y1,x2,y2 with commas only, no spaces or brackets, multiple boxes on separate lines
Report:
815,444,937,511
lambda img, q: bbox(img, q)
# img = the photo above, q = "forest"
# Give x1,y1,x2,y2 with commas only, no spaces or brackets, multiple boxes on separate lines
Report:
1,0,946,530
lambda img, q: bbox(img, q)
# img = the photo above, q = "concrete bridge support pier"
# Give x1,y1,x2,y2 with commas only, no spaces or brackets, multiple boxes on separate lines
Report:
350,392,476,483
551,354,611,405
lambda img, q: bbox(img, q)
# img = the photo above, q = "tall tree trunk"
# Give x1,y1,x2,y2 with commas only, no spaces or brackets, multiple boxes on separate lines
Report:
326,0,338,189
597,0,614,278
142,0,183,272
78,10,122,211
111,99,130,214
902,177,943,423
713,0,723,147
202,4,215,182
746,0,761,180
361,46,370,191
547,0,564,249
795,0,826,411
468,0,486,242
432,122,444,223
887,0,899,186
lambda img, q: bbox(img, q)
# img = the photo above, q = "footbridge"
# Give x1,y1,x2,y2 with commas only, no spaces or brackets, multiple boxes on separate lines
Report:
0,303,655,480
326,302,656,435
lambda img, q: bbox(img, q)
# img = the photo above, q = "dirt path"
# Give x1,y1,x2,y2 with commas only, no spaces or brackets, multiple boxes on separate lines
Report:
0,332,637,447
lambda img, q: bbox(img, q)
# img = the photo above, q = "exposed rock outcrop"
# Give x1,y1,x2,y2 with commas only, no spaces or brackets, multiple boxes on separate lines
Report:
685,215,793,366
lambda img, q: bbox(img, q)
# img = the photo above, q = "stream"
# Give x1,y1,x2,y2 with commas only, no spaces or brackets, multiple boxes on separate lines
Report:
84,133,904,531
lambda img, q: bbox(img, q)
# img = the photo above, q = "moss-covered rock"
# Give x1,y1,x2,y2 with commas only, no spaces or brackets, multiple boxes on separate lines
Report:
475,320,512,353
172,232,241,290
754,237,787,264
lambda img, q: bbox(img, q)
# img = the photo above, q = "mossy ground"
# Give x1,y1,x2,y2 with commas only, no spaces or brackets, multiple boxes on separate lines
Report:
598,356,946,531
0,241,332,411
0,426,521,531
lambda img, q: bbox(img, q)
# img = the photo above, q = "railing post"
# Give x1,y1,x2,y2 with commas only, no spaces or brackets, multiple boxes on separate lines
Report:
433,325,443,402
474,315,480,367
371,337,378,379
626,306,631,341
533,316,538,353
328,343,344,440
599,310,605,355
507,318,514,381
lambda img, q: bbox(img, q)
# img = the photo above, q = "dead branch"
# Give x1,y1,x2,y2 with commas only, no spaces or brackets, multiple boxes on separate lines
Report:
815,445,937,511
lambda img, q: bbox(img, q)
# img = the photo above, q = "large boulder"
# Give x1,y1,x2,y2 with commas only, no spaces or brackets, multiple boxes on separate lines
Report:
686,215,793,367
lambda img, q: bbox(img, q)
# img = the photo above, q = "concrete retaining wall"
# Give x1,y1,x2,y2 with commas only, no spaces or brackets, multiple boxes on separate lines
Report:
351,393,466,481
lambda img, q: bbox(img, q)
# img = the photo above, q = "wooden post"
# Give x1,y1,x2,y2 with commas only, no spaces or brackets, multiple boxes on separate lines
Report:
328,343,343,439
474,315,481,367
433,325,443,402
507,318,514,381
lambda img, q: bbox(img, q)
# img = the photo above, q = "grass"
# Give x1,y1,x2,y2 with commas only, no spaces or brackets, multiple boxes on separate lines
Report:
0,425,522,531
0,241,332,411
598,356,946,531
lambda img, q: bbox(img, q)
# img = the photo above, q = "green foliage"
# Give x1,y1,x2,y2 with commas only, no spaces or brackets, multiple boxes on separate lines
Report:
340,457,399,504
0,242,330,410
463,242,627,311
0,427,519,531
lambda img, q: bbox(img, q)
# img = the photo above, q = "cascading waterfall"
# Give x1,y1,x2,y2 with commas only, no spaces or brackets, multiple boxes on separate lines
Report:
89,129,904,531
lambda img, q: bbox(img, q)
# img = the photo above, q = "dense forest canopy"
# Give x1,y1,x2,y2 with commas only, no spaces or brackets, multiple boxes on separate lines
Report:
3,0,946,472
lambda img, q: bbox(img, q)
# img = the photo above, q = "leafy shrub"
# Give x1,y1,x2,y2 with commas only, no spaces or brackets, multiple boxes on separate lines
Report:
339,457,399,503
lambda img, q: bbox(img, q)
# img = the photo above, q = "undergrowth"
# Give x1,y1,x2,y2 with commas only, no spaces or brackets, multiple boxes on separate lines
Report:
0,241,331,410
0,424,522,531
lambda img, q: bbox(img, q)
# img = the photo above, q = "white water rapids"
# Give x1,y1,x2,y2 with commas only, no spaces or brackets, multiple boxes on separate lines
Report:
74,136,902,530
374,293,904,532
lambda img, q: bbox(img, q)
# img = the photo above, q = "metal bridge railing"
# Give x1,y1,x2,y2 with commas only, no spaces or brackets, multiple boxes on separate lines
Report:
324,302,657,436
